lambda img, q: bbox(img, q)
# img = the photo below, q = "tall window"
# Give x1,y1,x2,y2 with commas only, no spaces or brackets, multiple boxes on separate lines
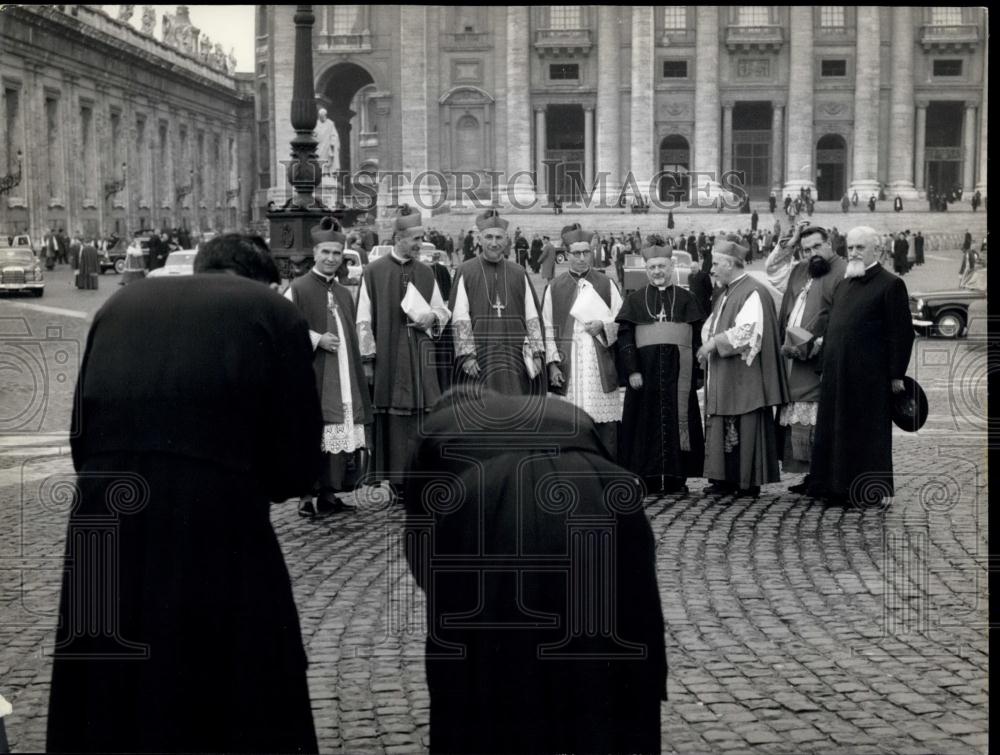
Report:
4,88,21,176
330,5,362,34
737,6,771,26
819,6,846,28
549,6,583,29
136,116,147,205
46,97,62,198
159,122,169,195
81,106,96,199
930,7,963,25
663,7,687,30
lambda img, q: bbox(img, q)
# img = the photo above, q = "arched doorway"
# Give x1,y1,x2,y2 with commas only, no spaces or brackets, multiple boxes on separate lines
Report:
815,134,847,200
659,135,690,202
316,62,376,194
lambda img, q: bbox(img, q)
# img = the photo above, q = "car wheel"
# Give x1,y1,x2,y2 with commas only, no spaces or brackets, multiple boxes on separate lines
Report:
113,258,126,274
32,289,43,298
556,252,566,264
934,310,965,339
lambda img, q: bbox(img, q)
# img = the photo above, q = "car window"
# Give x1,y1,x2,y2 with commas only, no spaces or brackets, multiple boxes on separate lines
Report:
0,249,35,265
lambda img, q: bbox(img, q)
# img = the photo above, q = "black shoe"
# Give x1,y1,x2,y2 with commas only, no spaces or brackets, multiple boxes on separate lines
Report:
735,486,760,499
702,483,734,496
315,497,348,517
298,498,316,518
788,479,811,494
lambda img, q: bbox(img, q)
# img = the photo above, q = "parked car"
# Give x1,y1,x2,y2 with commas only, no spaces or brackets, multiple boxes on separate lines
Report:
622,251,695,296
101,233,154,274
6,234,36,256
146,250,197,278
910,280,988,338
0,245,45,297
369,245,393,262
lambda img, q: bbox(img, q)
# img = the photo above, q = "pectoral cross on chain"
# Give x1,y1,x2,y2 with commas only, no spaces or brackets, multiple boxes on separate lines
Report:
656,310,667,323
492,300,506,317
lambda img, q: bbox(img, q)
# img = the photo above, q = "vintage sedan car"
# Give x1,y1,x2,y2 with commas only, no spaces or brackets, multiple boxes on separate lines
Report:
369,244,393,262
146,250,197,278
0,246,45,297
910,280,988,338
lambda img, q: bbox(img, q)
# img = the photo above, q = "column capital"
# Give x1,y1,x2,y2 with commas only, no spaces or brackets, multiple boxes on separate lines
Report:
721,98,736,109
914,98,930,109
534,105,547,113
964,100,979,110
583,104,595,113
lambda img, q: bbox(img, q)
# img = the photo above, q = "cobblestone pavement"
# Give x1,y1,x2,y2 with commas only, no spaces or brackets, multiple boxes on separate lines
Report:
0,260,989,753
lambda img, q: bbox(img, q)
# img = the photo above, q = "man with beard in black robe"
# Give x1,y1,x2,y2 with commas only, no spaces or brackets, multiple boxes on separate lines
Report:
809,226,914,506
404,389,667,754
768,223,846,493
616,235,705,494
47,234,321,753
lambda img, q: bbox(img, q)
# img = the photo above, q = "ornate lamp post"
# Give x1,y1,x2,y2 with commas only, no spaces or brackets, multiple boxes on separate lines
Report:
267,5,332,278
0,150,23,197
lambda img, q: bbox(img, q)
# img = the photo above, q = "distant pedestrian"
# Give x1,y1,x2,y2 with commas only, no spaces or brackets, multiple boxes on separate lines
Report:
894,195,903,212
868,195,877,212
751,208,759,231
75,243,100,290
841,194,850,213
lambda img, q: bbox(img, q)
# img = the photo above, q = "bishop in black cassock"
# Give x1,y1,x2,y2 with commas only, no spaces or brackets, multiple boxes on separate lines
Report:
809,226,915,505
356,205,451,490
286,217,373,516
617,235,705,494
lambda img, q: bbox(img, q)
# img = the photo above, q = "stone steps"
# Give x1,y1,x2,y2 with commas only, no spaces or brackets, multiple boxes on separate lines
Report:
420,207,988,247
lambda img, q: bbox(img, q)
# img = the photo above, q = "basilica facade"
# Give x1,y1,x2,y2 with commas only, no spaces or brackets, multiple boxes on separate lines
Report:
255,6,988,210
0,5,255,241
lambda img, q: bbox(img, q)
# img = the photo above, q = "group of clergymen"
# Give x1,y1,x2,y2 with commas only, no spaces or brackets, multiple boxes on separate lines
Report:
46,207,917,753
286,205,915,513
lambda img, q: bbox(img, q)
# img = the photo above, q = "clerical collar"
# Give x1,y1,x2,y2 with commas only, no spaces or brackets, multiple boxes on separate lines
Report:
866,260,879,270
655,284,669,291
480,255,502,267
729,273,748,286
310,268,337,285
570,268,591,280
390,250,412,265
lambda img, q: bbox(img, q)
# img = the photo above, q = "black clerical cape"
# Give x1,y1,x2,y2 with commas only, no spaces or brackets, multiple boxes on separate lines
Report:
617,284,706,482
404,391,667,754
289,270,372,425
47,274,321,753
810,264,914,500
362,255,445,412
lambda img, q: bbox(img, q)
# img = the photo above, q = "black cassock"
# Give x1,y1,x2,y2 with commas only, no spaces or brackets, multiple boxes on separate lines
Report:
47,275,322,753
810,264,914,502
405,391,667,754
616,284,706,491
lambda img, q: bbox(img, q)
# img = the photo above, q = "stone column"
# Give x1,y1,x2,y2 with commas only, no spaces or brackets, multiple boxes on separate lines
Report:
962,102,976,194
535,106,547,199
693,6,722,199
784,5,815,196
398,5,430,207
584,105,595,191
721,101,734,175
849,6,881,196
629,6,655,200
505,7,535,203
887,7,918,198
975,40,987,194
771,103,784,192
914,101,927,191
596,6,621,201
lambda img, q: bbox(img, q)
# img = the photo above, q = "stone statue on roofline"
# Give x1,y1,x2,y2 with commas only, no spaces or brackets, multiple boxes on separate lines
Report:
141,6,156,35
118,5,135,23
227,48,238,74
